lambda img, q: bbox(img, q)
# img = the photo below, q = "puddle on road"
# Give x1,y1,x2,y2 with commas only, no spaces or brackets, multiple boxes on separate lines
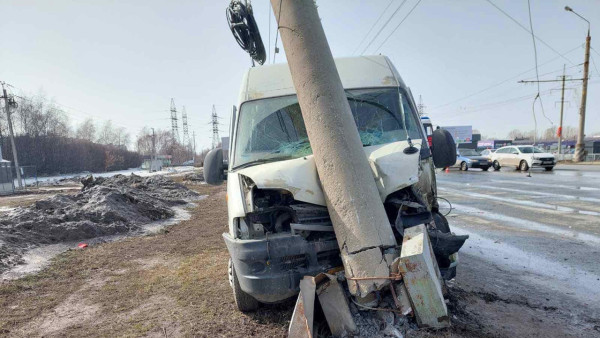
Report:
1,197,205,280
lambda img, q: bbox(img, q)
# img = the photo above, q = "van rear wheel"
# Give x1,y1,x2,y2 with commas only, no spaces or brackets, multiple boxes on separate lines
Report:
229,259,259,312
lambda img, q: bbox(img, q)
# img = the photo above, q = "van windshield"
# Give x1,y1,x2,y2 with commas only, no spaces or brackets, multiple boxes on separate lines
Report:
232,88,422,169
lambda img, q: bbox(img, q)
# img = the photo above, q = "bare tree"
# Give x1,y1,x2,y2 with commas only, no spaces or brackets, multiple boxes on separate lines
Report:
76,118,96,141
507,129,523,140
542,127,556,140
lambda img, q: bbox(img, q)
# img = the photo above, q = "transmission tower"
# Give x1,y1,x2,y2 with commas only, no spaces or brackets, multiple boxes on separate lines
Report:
211,105,220,149
170,98,180,143
182,106,189,148
417,95,426,117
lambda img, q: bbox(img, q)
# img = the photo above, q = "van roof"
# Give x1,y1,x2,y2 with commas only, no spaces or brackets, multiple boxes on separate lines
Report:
239,55,407,102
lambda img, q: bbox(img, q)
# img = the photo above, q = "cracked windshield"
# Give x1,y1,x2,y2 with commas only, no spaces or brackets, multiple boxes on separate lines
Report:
233,88,422,168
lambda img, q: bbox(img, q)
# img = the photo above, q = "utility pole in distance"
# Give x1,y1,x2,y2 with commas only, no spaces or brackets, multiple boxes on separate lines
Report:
270,0,397,299
558,65,566,155
150,127,156,172
565,5,591,162
1,83,22,188
519,74,582,154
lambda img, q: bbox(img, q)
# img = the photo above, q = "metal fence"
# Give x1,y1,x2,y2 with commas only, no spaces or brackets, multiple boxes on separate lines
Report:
585,154,600,162
0,162,15,195
19,165,38,187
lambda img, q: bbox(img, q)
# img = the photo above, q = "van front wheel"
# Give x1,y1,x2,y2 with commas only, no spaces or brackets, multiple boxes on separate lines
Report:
230,259,259,312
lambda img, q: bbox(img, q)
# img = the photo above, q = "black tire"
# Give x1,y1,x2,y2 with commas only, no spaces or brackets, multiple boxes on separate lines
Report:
482,166,489,171
460,162,468,171
493,160,501,171
545,166,554,171
519,160,529,172
230,259,259,312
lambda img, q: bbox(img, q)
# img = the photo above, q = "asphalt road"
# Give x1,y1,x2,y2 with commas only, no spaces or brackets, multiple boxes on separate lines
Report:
437,164,600,337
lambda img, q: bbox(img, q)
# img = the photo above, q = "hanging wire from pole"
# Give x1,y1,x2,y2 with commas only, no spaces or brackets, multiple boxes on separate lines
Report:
272,0,283,64
268,2,272,64
526,0,552,126
226,0,266,65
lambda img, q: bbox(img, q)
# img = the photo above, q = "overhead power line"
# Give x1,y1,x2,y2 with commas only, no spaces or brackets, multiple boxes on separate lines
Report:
430,44,583,112
374,0,423,53
360,0,408,55
353,0,395,55
485,0,575,66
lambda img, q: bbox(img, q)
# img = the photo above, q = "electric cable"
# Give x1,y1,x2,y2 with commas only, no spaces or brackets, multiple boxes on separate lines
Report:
226,0,266,65
485,0,575,66
526,0,551,126
430,44,583,112
374,0,423,53
352,0,395,55
273,0,282,64
360,0,409,55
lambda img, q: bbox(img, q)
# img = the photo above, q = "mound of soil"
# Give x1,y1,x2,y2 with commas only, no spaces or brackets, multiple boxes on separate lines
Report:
182,170,204,183
0,174,199,273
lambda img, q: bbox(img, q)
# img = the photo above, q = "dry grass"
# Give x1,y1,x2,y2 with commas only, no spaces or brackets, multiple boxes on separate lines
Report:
0,182,291,337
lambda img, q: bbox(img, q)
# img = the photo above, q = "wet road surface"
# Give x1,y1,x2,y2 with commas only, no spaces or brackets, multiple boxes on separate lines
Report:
438,165,600,337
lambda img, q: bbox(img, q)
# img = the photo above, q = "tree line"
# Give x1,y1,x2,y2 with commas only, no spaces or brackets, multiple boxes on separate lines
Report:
0,93,140,175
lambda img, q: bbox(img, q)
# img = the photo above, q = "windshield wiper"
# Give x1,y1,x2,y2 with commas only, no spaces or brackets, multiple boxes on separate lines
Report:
233,157,293,170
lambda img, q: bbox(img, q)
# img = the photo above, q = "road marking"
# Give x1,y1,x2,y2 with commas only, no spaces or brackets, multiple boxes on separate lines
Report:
450,203,600,245
488,179,600,191
453,226,600,308
439,187,572,211
440,180,600,203
439,187,600,216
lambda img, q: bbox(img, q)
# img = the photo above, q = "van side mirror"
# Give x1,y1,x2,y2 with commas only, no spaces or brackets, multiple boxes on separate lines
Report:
203,148,225,185
431,129,457,168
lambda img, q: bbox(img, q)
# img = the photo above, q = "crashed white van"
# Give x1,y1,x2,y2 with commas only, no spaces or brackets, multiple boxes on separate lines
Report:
204,55,459,311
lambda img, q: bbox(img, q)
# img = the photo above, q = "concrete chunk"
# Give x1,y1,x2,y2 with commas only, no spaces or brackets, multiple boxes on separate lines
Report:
396,225,449,328
316,274,357,336
343,247,392,297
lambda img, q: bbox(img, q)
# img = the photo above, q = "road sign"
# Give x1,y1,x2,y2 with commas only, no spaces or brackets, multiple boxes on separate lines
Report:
442,126,472,144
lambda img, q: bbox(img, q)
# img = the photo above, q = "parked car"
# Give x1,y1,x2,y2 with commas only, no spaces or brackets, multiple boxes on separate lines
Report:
204,55,459,311
491,145,555,171
453,148,491,171
480,148,496,159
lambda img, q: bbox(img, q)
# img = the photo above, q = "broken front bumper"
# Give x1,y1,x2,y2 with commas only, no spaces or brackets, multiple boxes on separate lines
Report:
222,233,340,303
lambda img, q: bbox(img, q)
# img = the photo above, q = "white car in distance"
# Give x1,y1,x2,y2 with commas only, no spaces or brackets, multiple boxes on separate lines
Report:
480,148,496,159
491,145,555,171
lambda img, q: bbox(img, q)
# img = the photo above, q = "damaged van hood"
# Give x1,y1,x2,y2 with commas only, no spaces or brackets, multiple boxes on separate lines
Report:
235,140,422,206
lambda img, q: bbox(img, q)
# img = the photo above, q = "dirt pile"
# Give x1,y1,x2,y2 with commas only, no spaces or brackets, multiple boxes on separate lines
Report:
0,174,199,273
182,170,204,183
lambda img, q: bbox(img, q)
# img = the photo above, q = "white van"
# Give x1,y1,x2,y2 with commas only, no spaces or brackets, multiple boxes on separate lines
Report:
204,56,458,311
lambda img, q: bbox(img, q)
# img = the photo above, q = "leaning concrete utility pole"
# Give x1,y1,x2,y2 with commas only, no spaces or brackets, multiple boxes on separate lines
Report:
271,0,397,298
565,6,591,162
1,84,23,188
574,31,590,162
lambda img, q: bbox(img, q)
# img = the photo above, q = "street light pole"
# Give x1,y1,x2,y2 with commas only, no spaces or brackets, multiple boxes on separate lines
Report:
565,6,591,162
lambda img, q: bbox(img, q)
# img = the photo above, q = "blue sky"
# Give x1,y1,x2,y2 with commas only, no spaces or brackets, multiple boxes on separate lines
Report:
1,0,598,150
